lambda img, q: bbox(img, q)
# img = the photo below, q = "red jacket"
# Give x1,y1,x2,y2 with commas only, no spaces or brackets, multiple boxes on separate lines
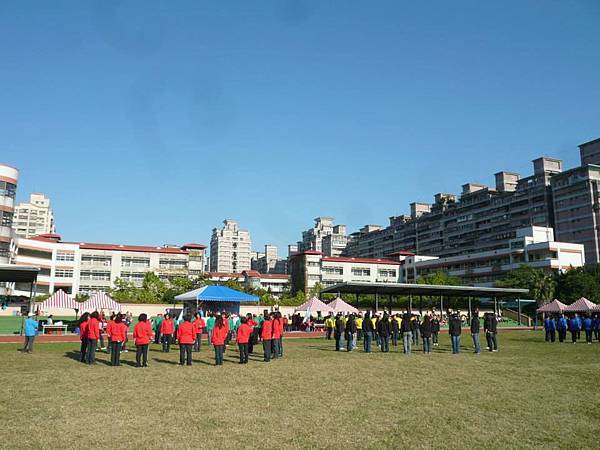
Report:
87,318,100,340
193,318,205,335
107,321,128,342
79,320,89,340
212,325,228,346
248,319,258,328
133,321,153,345
272,318,283,339
237,323,252,344
160,318,175,335
177,321,196,345
261,319,273,340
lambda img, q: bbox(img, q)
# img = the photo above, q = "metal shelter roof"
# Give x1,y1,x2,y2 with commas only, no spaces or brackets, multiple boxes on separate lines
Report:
0,264,40,283
321,282,529,298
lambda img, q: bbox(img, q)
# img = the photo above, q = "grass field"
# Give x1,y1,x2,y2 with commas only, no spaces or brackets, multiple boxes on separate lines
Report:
0,331,598,449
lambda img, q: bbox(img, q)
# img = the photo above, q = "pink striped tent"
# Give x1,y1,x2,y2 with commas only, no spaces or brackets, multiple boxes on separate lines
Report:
563,297,597,313
328,297,359,314
536,299,567,313
81,292,121,312
39,290,79,310
295,297,333,313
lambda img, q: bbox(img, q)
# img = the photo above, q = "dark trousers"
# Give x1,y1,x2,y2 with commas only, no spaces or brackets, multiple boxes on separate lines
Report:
487,332,498,351
106,337,111,354
238,343,249,363
585,330,592,343
23,336,35,352
558,329,566,342
570,330,577,343
272,338,280,359
326,327,333,340
432,332,439,344
278,337,283,357
263,339,272,361
214,344,225,365
79,339,88,362
595,329,600,341
110,341,122,366
334,333,342,351
363,331,372,353
86,339,97,364
380,335,390,352
194,333,202,352
136,344,149,367
392,331,398,347
545,330,556,342
357,329,363,341
154,330,161,345
179,343,192,365
162,334,172,352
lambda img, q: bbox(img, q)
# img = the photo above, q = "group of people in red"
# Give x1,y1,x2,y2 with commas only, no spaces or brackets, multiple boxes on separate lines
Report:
78,309,286,367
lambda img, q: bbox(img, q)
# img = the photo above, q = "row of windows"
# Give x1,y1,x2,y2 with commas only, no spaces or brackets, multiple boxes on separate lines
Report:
0,181,17,199
80,270,111,281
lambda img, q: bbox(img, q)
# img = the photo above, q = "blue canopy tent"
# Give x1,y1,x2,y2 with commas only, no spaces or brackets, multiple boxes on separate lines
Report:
174,285,258,315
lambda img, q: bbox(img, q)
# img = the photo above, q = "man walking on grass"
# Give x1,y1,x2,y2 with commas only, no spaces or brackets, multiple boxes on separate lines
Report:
23,313,38,353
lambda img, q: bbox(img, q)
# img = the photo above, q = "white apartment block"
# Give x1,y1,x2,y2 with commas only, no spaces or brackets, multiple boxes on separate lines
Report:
251,244,287,274
289,251,401,294
9,234,206,298
210,219,252,273
400,226,585,286
206,270,290,297
0,164,19,297
298,217,348,256
13,193,55,238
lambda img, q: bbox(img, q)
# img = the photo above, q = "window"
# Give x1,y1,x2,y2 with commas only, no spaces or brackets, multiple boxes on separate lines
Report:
322,266,343,275
0,210,13,227
159,259,188,269
121,257,150,268
56,252,75,262
78,285,109,295
80,270,111,281
0,181,16,199
120,272,145,282
55,269,73,278
378,269,396,278
351,268,371,277
81,255,112,266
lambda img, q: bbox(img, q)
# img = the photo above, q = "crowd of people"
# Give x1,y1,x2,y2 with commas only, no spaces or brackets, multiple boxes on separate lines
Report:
543,313,600,344
325,309,500,354
75,309,287,367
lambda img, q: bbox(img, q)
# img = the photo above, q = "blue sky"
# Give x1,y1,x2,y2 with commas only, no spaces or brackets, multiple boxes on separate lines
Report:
2,0,599,254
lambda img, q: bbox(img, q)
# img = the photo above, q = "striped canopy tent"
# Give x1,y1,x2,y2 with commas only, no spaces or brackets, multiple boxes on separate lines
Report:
295,297,333,313
328,297,359,314
80,292,121,313
563,297,597,313
39,290,79,310
536,299,567,313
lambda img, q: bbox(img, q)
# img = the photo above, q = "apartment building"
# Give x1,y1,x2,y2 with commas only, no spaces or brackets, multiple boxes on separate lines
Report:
13,193,56,238
10,234,207,298
298,217,347,256
210,220,252,273
206,270,290,297
345,157,562,260
0,164,18,297
400,226,585,286
251,244,287,274
288,251,401,294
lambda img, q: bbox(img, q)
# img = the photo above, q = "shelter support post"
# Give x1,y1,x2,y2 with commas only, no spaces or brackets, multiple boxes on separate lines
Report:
468,296,472,322
375,293,379,312
494,297,497,315
440,295,443,318
419,295,423,315
409,294,412,312
389,295,392,313
518,298,521,326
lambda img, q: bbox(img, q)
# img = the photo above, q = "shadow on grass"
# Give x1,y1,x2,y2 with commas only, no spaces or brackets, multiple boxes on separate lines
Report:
153,358,181,365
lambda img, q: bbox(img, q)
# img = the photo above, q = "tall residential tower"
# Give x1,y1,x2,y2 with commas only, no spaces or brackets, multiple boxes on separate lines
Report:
209,219,252,273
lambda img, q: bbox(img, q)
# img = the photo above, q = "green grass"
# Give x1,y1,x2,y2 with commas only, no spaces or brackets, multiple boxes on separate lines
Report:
0,331,598,449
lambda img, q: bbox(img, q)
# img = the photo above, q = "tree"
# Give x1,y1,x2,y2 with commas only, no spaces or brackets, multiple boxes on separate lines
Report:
555,267,600,303
417,271,463,286
496,265,555,306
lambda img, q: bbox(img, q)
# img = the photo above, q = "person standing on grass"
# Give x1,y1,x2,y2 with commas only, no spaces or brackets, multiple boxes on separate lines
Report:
390,314,399,348
593,314,600,342
275,311,284,358
583,315,593,344
362,311,374,353
177,315,195,366
78,313,90,362
401,311,412,354
484,312,498,352
193,313,205,352
205,313,216,346
377,312,391,353
86,311,100,364
449,312,462,354
544,315,556,342
247,313,258,354
411,315,421,347
153,314,163,345
133,313,153,368
271,312,281,359
212,314,227,366
98,314,107,351
557,314,568,343
334,313,344,351
431,315,440,347
107,314,128,366
236,316,252,364
356,313,363,342
160,313,174,353
261,311,274,362
470,310,481,354
324,313,334,340
345,314,357,352
23,313,38,354
421,314,432,355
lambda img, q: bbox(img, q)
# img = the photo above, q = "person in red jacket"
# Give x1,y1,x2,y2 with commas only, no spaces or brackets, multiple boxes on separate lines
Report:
211,314,228,366
78,313,89,363
246,314,258,354
133,313,153,367
236,317,252,364
107,313,128,366
86,311,100,364
261,312,273,362
273,311,284,358
160,313,174,353
177,315,195,366
193,313,205,352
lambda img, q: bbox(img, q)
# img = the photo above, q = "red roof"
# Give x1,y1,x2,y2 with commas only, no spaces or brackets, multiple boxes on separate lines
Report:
207,272,243,278
30,234,62,243
258,273,289,279
242,270,262,277
386,251,415,256
181,243,207,250
79,243,189,255
322,256,401,265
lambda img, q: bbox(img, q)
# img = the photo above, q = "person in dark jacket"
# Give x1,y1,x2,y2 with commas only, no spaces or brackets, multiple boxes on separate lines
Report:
411,315,421,346
544,316,556,342
362,311,374,353
484,313,498,352
556,314,568,343
345,315,357,352
401,312,412,354
420,315,433,354
583,315,593,344
470,310,481,354
377,312,391,352
391,314,400,347
334,314,344,351
431,316,440,346
448,312,462,354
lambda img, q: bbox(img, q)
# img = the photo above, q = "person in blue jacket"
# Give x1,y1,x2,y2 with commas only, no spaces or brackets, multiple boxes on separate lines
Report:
23,313,39,353
544,316,556,343
575,314,582,341
556,314,568,343
593,314,600,342
583,315,593,344
568,315,579,343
